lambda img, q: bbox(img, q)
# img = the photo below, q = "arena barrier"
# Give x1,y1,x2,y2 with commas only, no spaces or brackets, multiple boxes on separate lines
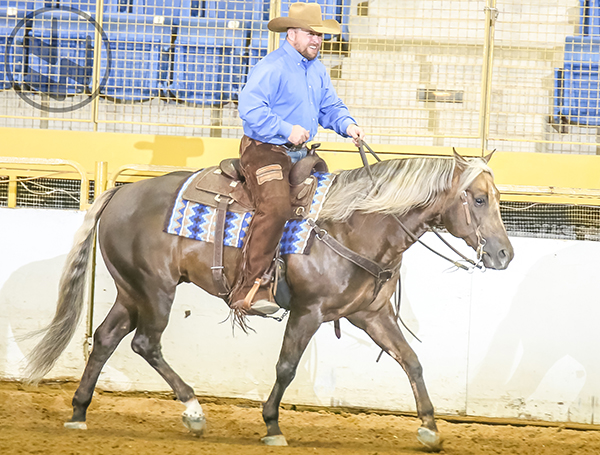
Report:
1,205,600,425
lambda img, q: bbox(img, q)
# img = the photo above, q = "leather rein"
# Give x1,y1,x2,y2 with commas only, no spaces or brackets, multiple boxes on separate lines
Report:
353,140,486,272
306,140,487,343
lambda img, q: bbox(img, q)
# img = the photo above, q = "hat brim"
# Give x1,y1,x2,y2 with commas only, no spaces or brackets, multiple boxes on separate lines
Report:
268,17,341,35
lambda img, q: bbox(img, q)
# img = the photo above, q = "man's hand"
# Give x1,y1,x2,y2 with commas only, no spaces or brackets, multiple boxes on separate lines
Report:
346,123,365,147
288,125,310,145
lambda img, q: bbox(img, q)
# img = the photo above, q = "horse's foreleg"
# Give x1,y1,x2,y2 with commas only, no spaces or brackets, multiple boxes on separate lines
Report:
347,308,443,452
262,310,322,446
67,300,136,429
130,303,205,436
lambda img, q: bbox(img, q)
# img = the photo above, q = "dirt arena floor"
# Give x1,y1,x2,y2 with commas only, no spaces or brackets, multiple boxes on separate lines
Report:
1,381,600,455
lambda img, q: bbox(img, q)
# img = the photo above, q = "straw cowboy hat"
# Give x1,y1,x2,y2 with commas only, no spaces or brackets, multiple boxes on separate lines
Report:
268,2,341,35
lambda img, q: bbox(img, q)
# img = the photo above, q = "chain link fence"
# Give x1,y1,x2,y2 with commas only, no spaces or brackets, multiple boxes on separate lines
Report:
1,0,600,239
1,0,599,150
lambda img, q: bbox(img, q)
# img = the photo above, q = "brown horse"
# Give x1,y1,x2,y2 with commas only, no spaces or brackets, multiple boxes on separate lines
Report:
24,151,513,451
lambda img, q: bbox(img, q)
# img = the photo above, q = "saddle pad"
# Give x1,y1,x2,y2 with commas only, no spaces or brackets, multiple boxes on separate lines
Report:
165,171,336,254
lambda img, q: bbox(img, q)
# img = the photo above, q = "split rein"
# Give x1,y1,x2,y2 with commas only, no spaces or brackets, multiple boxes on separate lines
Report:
306,140,488,347
306,141,487,296
355,140,487,272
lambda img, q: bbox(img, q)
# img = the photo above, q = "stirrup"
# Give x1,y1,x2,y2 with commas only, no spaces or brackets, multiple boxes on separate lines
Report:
235,279,280,316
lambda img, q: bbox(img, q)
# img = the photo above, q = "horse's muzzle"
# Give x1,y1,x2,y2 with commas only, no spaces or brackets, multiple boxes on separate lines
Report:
483,244,514,270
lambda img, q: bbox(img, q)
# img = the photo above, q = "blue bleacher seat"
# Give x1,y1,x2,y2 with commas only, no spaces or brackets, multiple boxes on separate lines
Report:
24,10,95,96
58,0,97,16
169,17,247,105
89,0,180,101
97,17,173,100
580,0,600,36
247,18,267,69
207,0,265,22
0,0,33,89
554,36,600,126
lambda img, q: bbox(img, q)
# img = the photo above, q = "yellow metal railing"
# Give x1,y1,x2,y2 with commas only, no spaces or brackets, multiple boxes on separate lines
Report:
107,164,196,188
0,157,91,210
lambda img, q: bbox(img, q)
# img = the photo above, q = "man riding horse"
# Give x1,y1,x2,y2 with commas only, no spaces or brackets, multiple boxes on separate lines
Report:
230,2,365,316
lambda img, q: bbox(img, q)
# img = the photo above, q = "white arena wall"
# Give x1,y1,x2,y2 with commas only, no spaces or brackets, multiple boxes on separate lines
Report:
1,207,600,425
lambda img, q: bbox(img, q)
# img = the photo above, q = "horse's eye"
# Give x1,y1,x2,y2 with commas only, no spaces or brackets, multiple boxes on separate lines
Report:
474,197,485,206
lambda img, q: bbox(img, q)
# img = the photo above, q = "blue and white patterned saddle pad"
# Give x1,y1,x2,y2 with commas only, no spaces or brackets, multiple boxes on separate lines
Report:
165,171,336,255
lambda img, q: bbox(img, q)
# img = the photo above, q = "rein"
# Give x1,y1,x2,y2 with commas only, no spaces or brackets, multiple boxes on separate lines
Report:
358,141,485,272
307,140,487,347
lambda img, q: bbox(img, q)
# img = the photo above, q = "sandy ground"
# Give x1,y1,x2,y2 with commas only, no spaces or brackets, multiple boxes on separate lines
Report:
1,381,600,455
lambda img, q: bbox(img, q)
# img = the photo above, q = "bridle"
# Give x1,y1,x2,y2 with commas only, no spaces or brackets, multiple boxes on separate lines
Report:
306,140,487,344
357,140,486,272
307,141,488,294
459,189,487,270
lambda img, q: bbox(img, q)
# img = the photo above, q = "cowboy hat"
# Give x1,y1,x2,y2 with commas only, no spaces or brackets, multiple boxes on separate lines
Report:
268,2,341,35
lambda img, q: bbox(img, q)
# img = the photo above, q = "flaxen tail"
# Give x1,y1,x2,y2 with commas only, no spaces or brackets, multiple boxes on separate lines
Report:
24,187,120,383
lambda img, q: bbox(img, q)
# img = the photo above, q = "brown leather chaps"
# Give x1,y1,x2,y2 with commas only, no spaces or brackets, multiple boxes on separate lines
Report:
229,136,293,304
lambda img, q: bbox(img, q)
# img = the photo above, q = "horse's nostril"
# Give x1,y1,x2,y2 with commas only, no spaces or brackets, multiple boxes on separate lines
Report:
498,249,507,259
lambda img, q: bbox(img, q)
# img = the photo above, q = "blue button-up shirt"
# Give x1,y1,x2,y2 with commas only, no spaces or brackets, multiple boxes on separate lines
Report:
239,40,356,145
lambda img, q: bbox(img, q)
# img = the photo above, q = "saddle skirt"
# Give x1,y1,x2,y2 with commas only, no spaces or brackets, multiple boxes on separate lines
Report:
165,168,336,255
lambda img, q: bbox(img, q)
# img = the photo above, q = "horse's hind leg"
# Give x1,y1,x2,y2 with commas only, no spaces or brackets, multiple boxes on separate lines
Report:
129,291,206,436
262,310,322,446
67,298,136,429
347,307,443,452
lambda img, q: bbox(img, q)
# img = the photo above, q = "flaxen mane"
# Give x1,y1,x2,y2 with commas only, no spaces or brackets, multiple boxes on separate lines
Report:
319,156,493,222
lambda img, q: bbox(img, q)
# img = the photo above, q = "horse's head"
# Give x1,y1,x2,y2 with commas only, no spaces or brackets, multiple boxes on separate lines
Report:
441,151,514,270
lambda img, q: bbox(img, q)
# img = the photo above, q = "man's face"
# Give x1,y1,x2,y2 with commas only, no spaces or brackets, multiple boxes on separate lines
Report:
287,28,323,60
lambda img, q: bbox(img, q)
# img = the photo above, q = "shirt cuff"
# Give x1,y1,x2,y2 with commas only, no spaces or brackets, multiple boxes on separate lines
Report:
278,121,294,142
340,118,357,138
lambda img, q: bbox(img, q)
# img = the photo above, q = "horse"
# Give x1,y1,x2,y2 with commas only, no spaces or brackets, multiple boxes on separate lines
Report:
24,150,513,451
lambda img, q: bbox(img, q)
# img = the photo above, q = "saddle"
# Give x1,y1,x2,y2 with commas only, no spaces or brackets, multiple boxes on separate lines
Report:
181,145,328,298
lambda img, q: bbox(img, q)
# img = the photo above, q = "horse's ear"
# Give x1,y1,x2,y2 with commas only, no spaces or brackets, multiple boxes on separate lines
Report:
482,149,496,164
453,147,469,169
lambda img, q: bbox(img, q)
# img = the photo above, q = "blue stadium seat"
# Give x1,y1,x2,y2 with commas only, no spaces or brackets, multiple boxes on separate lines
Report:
0,1,34,89
580,0,600,36
58,0,97,16
90,0,180,101
169,17,247,105
24,10,96,96
247,18,267,69
206,0,266,22
97,17,173,100
554,36,600,126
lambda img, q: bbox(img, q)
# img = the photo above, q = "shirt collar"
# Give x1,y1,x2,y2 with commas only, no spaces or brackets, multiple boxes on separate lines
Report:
281,40,318,68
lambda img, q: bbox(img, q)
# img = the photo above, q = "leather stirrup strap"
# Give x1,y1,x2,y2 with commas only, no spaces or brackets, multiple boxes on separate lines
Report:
243,278,262,310
212,197,231,296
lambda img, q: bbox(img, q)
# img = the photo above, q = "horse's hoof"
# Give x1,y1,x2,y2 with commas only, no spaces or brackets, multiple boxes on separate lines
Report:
64,421,87,430
182,413,207,436
417,427,443,451
261,434,288,446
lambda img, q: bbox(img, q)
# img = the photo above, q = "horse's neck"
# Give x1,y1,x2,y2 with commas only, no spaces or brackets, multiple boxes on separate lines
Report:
328,206,442,269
